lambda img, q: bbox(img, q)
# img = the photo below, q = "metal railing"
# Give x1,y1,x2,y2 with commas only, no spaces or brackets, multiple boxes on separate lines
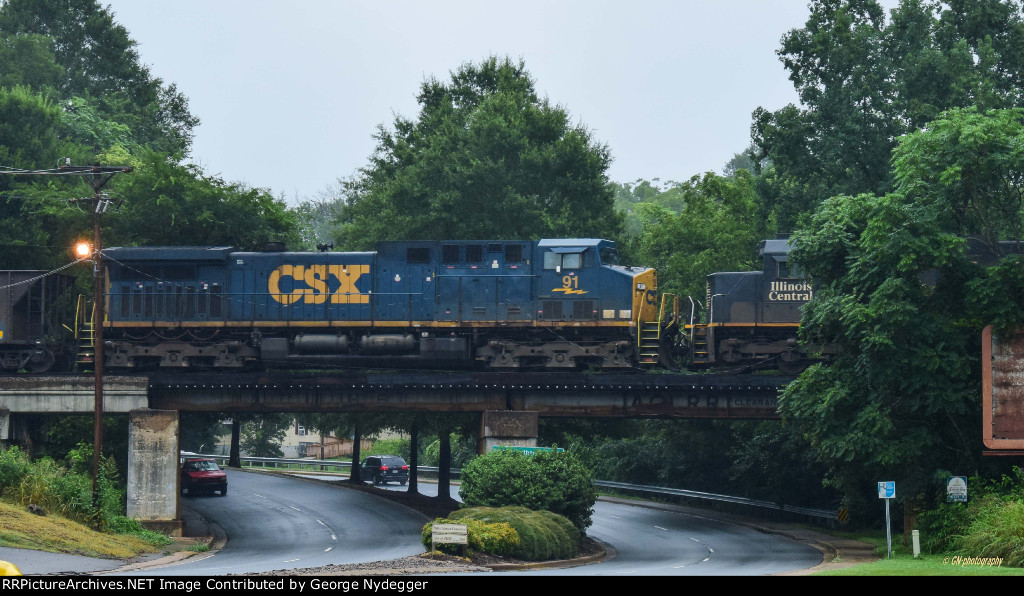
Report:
180,452,455,478
183,452,837,525
594,479,838,525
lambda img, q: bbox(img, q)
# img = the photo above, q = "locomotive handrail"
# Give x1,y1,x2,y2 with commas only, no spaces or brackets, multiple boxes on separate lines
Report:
687,296,696,346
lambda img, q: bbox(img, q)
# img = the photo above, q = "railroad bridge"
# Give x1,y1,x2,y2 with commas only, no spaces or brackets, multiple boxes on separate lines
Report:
0,371,794,533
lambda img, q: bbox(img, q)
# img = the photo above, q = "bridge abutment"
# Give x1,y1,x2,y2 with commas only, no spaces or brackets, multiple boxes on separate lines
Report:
127,408,182,536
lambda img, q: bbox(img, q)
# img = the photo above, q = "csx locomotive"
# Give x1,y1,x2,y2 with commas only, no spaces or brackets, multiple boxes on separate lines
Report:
0,237,827,373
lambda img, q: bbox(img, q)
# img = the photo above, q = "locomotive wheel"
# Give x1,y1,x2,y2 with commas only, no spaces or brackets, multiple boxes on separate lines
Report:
25,350,55,373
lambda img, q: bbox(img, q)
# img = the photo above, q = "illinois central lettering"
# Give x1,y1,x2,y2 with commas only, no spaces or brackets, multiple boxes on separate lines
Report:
768,280,813,302
268,264,370,305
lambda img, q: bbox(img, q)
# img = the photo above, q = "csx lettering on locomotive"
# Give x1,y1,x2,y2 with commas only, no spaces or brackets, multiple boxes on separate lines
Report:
268,264,370,304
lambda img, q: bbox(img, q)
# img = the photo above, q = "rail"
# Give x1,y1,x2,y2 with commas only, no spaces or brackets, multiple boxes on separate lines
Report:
183,452,837,525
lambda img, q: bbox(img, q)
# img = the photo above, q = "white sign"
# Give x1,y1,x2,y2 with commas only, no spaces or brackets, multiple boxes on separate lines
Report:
431,523,468,546
947,477,968,503
878,481,895,499
432,533,469,544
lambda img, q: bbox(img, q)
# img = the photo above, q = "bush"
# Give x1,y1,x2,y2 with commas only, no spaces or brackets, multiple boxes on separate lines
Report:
0,446,31,490
0,444,126,529
422,516,519,557
458,449,597,533
449,506,579,561
918,468,1024,565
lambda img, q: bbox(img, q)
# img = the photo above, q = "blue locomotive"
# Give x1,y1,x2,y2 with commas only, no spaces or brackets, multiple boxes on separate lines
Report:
99,239,665,370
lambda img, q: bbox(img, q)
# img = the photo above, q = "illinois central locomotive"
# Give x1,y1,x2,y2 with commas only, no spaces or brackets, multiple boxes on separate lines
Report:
680,238,834,374
99,239,663,371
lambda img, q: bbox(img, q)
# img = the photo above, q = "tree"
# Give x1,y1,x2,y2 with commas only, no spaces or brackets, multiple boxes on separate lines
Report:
0,0,198,155
103,150,298,250
334,56,622,249
753,0,1024,231
625,171,772,300
239,414,291,458
781,107,1024,518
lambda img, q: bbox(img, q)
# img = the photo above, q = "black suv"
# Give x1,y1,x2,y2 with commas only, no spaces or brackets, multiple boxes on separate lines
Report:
360,455,409,485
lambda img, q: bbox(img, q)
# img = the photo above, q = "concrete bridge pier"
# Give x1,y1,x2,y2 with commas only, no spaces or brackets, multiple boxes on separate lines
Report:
478,410,538,454
0,407,8,449
127,408,182,536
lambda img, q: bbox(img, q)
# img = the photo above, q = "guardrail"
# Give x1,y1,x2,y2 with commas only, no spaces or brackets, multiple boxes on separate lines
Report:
180,452,456,478
594,479,839,525
182,452,835,525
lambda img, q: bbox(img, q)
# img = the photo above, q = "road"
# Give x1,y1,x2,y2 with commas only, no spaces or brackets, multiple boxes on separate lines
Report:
1,469,824,575
122,469,429,576
276,471,824,575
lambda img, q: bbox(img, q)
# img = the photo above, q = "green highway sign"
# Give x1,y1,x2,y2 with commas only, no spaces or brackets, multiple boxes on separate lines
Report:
491,446,564,454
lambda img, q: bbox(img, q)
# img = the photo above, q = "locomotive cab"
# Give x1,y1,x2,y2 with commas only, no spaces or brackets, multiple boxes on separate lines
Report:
691,238,830,373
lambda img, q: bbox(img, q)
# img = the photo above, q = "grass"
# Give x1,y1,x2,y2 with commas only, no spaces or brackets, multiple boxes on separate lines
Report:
0,499,165,559
816,554,1024,576
812,529,1024,576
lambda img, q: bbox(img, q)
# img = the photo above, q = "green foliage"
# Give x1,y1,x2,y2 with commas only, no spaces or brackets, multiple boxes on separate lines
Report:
104,150,298,250
458,448,596,533
918,468,1024,566
620,171,772,299
446,506,579,561
422,432,476,468
0,0,199,155
334,55,621,249
363,437,410,460
421,515,519,557
783,107,1024,510
0,444,125,528
754,0,1024,230
239,414,292,458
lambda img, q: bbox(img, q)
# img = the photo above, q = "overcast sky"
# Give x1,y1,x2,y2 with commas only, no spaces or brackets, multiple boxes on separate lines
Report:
102,1,899,204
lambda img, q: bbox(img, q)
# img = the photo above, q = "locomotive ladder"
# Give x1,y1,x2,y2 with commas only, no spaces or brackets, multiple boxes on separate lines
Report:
690,325,710,366
638,293,680,366
73,295,96,372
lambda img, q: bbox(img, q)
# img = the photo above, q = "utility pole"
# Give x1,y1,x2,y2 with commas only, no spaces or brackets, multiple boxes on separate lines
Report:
2,161,133,521
64,164,133,518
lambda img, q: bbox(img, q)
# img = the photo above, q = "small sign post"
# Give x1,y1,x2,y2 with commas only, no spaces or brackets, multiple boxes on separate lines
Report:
947,476,968,503
430,523,468,557
878,481,895,559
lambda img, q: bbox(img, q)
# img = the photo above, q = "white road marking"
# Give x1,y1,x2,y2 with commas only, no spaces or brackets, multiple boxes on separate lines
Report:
289,506,301,511
653,525,668,531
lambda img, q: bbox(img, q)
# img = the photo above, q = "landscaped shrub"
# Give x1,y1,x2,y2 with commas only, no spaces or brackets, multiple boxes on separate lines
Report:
458,448,597,533
449,506,579,561
421,516,519,556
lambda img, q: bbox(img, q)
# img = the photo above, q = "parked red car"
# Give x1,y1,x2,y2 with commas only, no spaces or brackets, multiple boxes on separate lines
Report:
180,458,227,496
